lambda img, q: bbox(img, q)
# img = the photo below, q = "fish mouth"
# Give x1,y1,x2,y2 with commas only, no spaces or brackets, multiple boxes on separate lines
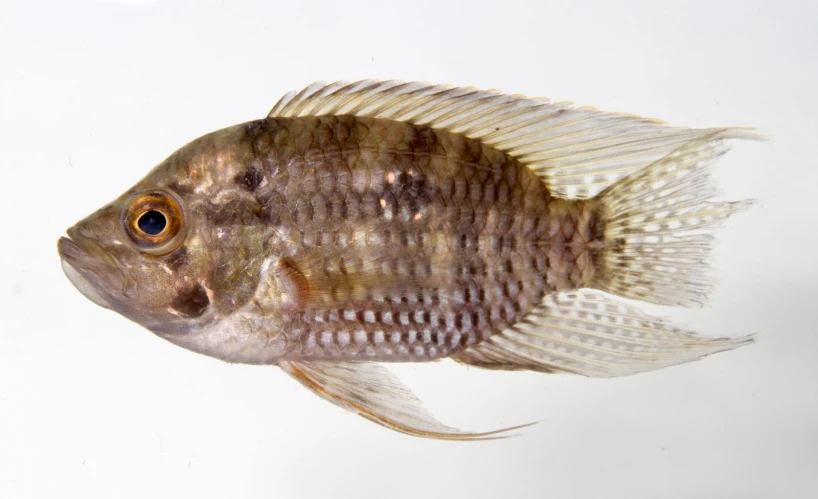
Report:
58,230,121,310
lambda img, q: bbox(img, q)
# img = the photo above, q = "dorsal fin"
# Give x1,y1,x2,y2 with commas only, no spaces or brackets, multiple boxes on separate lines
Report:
268,80,756,199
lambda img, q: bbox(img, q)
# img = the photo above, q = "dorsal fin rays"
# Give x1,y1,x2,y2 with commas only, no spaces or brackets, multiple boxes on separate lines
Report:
267,80,754,198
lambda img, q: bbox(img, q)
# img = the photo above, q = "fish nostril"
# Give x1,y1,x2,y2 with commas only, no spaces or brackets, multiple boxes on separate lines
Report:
66,225,82,241
67,223,98,244
66,225,95,251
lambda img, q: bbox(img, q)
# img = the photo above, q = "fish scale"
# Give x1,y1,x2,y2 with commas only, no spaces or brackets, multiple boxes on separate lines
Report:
240,116,587,360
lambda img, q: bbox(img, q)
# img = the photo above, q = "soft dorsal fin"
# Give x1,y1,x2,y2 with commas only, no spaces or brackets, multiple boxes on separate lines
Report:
268,80,755,199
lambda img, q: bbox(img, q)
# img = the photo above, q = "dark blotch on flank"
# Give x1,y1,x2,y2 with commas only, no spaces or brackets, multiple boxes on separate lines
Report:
389,171,431,214
171,283,210,318
234,167,265,192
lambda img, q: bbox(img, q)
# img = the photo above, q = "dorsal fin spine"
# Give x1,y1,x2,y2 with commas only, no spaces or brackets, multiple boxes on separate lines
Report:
268,80,754,199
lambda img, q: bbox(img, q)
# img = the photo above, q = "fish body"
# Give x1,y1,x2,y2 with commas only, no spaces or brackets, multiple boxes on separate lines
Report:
59,81,756,438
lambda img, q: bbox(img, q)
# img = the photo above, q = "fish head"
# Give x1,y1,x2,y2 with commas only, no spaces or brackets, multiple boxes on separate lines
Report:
57,181,219,334
56,126,259,340
58,123,301,363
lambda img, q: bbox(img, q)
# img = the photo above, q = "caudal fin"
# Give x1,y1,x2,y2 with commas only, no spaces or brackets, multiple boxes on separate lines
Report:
591,131,757,307
452,132,758,378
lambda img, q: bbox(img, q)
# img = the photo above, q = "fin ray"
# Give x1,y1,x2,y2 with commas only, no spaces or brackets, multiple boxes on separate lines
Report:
268,80,752,198
279,360,532,440
454,291,754,377
593,133,757,307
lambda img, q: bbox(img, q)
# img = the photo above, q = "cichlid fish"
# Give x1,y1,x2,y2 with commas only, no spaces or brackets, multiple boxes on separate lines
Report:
58,81,757,439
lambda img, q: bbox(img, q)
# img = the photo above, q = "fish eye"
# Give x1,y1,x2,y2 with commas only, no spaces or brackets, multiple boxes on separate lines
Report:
123,190,185,255
137,210,167,236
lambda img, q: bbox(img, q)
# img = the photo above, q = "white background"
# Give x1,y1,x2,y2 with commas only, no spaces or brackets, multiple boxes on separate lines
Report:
1,0,816,497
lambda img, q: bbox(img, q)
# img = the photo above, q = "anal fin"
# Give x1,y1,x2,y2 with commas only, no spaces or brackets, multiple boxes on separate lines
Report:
453,291,754,377
279,360,532,440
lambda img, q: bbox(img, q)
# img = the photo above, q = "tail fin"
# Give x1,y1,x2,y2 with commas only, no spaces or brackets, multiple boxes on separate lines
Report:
591,132,757,307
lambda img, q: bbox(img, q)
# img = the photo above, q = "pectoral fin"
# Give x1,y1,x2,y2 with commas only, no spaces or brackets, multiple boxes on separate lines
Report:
279,360,532,440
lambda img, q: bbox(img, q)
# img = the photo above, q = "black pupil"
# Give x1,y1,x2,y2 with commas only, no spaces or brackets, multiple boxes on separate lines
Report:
137,210,167,236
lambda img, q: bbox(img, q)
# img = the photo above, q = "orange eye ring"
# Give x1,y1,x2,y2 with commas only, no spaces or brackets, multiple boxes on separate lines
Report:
122,190,186,255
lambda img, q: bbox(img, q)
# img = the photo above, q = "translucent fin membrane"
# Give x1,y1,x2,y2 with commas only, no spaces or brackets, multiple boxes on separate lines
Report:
268,80,752,199
454,291,754,377
280,360,533,440
594,133,757,307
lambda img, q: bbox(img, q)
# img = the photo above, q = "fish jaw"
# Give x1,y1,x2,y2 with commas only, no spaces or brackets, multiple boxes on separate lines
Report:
57,232,123,310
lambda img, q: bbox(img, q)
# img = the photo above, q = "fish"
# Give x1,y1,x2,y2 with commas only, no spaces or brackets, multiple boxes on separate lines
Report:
58,80,758,440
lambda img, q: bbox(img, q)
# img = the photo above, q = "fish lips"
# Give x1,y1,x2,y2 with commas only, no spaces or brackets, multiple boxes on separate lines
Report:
58,232,122,310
